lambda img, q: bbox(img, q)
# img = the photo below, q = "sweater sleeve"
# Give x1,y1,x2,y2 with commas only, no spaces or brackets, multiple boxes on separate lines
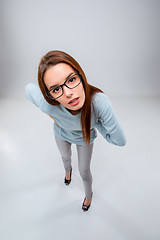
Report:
94,93,126,146
25,83,53,115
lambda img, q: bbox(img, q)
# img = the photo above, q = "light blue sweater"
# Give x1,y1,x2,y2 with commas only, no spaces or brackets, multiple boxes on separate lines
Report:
25,83,126,146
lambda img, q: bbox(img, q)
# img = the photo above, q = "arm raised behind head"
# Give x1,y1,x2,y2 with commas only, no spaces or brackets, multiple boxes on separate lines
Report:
25,83,53,115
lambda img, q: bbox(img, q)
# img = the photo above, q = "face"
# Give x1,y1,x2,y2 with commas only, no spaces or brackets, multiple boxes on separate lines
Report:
44,63,85,113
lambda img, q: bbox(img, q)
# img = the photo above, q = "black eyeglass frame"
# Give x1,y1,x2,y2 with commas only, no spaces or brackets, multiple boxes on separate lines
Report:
45,72,82,100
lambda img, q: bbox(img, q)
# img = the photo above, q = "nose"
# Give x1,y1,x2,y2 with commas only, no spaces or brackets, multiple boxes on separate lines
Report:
63,86,73,98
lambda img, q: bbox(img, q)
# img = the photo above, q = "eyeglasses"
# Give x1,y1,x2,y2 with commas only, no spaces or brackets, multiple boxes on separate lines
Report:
46,72,82,100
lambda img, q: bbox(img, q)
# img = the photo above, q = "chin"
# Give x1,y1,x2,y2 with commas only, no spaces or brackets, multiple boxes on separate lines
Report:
70,106,81,111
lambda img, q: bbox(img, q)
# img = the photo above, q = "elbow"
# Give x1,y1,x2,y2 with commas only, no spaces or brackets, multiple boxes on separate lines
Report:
106,134,126,146
110,135,127,147
118,136,127,147
25,83,34,99
119,140,126,147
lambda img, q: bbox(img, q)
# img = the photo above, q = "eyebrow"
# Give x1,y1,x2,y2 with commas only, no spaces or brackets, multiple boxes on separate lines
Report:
49,72,75,90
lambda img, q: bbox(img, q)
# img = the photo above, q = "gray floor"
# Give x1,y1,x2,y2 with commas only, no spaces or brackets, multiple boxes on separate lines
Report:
0,95,160,240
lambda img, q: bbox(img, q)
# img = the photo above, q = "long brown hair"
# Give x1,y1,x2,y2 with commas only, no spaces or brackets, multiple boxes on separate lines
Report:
38,50,103,145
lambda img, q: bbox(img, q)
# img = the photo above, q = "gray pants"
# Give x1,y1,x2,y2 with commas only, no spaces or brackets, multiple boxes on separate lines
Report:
55,137,93,199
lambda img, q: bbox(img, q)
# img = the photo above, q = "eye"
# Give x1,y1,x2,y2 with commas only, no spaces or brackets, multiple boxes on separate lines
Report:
68,77,76,83
51,86,61,93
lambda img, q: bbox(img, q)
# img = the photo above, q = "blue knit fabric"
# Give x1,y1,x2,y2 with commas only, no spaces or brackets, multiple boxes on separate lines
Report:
25,83,126,146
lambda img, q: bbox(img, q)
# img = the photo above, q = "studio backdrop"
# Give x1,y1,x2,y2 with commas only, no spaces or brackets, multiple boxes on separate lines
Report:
0,0,160,98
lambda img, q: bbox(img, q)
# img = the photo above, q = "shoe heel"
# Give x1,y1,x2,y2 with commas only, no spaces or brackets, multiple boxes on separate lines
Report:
64,167,72,185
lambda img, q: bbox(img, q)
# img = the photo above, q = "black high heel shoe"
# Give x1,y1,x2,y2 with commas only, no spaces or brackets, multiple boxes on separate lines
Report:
64,167,72,186
82,197,91,212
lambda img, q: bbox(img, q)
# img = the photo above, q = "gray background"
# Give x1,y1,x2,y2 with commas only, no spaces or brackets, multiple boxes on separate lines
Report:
1,1,160,240
1,0,160,97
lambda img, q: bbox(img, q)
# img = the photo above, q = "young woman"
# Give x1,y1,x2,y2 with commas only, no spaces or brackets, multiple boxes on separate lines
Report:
25,50,126,212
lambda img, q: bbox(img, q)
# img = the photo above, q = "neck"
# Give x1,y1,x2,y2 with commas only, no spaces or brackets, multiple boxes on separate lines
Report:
67,108,81,115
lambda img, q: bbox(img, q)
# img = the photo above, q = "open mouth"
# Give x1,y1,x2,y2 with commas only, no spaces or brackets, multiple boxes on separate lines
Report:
69,97,80,106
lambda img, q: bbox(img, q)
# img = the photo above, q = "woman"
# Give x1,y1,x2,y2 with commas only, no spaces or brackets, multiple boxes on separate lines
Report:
25,50,126,212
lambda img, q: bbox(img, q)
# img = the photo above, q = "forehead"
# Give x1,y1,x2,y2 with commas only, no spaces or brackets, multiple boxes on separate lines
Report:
44,63,74,85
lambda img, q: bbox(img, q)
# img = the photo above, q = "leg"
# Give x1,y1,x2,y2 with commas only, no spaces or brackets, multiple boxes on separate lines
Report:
55,137,72,173
76,143,94,199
